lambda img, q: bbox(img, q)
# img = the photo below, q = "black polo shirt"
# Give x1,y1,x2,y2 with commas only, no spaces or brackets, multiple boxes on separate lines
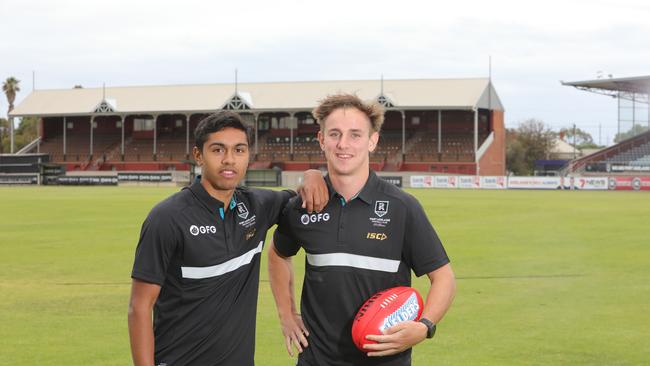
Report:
274,170,449,366
132,180,294,366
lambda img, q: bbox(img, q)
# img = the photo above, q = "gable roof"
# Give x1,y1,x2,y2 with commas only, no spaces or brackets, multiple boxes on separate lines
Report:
10,78,504,117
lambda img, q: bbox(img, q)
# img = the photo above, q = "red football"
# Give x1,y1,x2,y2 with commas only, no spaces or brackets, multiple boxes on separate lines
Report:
351,286,424,351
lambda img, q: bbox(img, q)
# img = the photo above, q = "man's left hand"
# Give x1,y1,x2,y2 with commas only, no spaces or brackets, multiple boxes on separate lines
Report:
363,320,428,357
297,169,328,213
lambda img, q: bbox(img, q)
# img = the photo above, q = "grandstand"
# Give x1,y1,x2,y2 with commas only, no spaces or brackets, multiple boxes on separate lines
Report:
565,130,650,174
9,78,505,175
562,76,650,175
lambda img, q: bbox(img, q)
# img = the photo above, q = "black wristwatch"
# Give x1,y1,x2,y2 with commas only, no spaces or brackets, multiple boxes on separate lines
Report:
418,318,437,339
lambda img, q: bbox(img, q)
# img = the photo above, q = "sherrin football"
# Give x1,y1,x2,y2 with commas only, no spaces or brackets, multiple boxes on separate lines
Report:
351,286,424,351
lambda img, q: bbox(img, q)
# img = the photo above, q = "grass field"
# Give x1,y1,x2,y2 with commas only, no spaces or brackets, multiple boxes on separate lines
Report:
1,186,649,366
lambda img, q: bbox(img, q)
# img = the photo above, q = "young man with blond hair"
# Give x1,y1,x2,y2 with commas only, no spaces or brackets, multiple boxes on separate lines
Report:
268,94,456,366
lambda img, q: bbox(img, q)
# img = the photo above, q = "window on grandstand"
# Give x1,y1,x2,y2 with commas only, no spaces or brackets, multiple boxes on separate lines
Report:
411,116,420,125
259,116,270,130
278,116,296,129
175,119,183,128
134,118,154,131
302,116,315,125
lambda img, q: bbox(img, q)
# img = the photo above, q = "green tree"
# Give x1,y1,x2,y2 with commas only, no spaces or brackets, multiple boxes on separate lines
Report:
0,118,9,153
506,119,556,175
15,117,39,150
614,124,649,143
558,126,598,149
0,117,38,153
3,76,21,153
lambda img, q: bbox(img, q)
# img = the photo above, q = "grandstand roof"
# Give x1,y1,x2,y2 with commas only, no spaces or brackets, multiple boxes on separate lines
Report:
561,75,650,94
10,78,504,117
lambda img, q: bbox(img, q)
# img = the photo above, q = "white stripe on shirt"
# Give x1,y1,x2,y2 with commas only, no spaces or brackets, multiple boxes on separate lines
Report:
305,252,400,273
181,241,263,279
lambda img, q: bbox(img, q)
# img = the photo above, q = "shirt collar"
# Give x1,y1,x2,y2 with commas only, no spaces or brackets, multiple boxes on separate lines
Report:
324,170,377,206
188,178,238,216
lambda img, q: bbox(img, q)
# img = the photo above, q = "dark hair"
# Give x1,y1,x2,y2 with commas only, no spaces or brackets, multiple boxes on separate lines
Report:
194,111,250,150
312,93,385,133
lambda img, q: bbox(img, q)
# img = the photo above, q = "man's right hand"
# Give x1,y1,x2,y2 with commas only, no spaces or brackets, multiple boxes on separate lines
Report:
280,312,310,357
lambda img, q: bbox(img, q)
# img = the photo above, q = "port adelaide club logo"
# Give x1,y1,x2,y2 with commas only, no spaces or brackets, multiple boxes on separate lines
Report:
236,202,249,219
236,202,257,228
374,201,389,217
370,200,391,228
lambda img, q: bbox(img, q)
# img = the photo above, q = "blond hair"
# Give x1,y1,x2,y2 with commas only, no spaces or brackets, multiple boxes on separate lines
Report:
312,93,384,133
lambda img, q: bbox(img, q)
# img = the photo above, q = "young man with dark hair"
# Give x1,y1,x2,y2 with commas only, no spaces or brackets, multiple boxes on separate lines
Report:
268,94,456,366
128,110,328,366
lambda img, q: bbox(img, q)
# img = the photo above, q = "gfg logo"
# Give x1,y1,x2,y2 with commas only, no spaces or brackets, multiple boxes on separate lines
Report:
189,225,217,236
300,213,330,225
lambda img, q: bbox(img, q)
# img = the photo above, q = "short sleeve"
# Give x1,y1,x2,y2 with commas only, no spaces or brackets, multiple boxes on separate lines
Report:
402,196,450,277
269,189,296,225
131,209,179,286
272,197,302,257
252,188,296,226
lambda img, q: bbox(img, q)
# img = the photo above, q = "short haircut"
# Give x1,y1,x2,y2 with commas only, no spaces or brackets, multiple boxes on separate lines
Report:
194,111,250,150
312,93,385,133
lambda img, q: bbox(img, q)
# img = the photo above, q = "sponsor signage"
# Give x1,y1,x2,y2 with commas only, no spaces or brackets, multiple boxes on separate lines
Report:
57,176,118,186
434,176,451,188
610,165,650,172
0,174,39,185
480,176,507,189
380,176,403,187
566,177,608,190
457,175,476,189
410,175,433,188
507,176,561,190
608,176,650,191
411,175,648,191
118,173,173,182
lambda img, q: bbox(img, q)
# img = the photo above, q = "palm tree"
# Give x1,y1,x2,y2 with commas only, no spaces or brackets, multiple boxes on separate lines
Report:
3,76,21,153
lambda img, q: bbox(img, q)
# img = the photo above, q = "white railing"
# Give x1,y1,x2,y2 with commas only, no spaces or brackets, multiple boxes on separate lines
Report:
476,132,494,161
16,137,42,154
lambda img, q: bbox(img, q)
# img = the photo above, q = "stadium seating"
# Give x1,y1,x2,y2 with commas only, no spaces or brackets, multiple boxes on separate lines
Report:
604,140,650,166
37,124,491,173
39,133,120,162
568,130,650,174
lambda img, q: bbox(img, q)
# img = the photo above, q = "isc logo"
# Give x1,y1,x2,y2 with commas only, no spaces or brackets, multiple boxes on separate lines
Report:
366,232,387,241
189,225,217,236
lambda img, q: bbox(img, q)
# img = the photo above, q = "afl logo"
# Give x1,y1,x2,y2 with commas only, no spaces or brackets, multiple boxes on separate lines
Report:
300,213,330,225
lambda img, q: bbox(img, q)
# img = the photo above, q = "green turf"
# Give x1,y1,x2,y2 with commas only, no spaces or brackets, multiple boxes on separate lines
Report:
1,187,649,365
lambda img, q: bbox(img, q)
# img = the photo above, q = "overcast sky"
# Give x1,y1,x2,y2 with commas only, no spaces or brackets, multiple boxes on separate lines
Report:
2,0,649,145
